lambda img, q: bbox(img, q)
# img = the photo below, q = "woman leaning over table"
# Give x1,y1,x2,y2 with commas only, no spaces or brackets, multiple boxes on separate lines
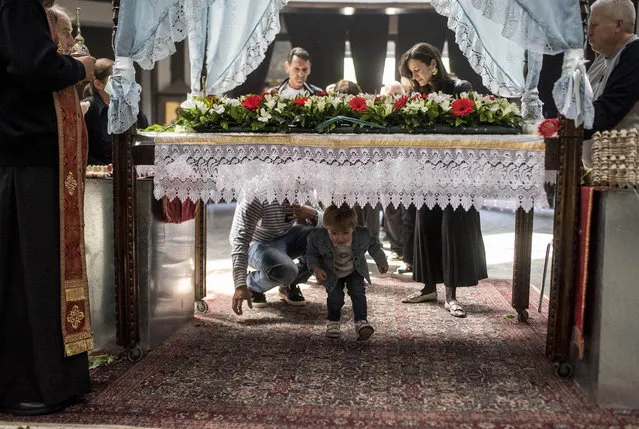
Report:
398,42,487,318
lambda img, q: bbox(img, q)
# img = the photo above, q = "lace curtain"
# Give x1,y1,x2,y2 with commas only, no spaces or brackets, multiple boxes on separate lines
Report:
432,0,593,127
108,0,288,134
189,0,287,95
148,133,547,212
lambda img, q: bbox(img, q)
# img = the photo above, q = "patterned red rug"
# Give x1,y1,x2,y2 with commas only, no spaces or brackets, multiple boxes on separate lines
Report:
2,277,638,428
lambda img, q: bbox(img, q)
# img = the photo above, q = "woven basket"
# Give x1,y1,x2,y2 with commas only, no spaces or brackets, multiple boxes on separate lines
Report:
591,128,638,187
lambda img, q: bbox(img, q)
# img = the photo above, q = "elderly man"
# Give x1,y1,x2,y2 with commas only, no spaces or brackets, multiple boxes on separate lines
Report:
271,47,323,98
586,0,639,139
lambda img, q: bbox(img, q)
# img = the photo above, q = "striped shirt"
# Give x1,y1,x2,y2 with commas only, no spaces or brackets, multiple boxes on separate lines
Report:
229,199,321,289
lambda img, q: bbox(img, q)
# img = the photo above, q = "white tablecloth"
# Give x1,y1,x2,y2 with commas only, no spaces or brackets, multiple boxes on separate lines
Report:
143,132,546,211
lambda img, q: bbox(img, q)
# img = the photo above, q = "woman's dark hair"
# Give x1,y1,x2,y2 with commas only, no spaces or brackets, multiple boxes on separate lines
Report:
334,79,362,96
398,42,451,93
83,58,114,98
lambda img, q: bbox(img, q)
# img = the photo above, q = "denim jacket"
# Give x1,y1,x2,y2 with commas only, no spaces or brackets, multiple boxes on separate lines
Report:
306,226,388,292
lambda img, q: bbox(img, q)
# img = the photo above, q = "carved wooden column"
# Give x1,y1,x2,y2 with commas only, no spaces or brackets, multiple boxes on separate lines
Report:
546,117,582,375
194,203,208,312
512,208,534,322
112,0,141,360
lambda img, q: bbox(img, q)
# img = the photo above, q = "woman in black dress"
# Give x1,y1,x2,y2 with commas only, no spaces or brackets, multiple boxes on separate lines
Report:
398,43,487,317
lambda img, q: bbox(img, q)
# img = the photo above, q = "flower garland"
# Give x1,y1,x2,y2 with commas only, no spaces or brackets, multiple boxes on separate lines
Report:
174,90,523,133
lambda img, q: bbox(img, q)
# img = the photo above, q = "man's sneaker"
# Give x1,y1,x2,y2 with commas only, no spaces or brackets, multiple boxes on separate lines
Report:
326,321,341,338
354,320,375,341
250,291,267,308
278,284,306,306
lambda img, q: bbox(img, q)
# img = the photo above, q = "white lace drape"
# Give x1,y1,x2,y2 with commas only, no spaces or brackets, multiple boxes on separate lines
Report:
431,0,591,125
109,0,288,133
147,132,546,212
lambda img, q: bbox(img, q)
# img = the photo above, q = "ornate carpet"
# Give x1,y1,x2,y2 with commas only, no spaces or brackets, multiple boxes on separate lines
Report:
2,277,638,428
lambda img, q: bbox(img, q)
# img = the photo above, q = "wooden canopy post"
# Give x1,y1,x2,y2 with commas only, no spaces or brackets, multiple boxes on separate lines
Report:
111,0,141,360
544,0,590,377
545,117,583,376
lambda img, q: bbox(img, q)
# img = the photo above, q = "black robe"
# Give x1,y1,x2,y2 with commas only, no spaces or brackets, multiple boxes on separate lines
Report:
0,0,90,408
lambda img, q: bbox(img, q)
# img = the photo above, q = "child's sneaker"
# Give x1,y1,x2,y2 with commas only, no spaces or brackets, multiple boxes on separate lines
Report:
326,321,341,338
354,320,374,341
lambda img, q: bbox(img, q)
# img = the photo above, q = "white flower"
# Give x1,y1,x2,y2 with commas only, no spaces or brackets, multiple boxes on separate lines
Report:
180,98,197,110
257,108,272,123
304,99,313,108
212,104,225,115
275,102,287,114
427,92,453,105
222,97,241,107
316,99,327,112
174,124,194,133
265,98,277,109
195,100,209,115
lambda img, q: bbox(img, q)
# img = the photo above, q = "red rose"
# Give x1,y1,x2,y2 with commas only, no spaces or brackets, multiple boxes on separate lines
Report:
538,118,560,137
451,98,475,117
293,97,308,107
394,95,409,110
242,94,263,111
420,93,429,100
316,91,329,97
348,96,367,113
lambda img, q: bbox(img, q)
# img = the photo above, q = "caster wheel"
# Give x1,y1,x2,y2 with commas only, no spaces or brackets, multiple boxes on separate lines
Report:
554,361,573,378
517,309,529,323
126,346,143,362
196,300,209,313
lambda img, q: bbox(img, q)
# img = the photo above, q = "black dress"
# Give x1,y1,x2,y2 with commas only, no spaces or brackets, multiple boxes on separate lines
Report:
412,78,488,288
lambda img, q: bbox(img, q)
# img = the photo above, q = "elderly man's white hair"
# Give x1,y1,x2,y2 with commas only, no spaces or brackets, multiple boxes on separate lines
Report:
591,0,636,33
48,4,71,25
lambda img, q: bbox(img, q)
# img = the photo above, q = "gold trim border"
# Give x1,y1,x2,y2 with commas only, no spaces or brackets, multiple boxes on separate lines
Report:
143,132,546,151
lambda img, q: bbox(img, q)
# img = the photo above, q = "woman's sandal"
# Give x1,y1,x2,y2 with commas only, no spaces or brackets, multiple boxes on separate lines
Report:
444,300,466,318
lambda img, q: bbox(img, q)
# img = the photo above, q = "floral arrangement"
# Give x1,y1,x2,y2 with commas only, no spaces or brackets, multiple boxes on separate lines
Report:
173,90,522,133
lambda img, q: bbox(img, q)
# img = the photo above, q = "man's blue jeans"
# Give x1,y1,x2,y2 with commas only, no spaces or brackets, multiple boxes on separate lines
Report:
247,225,313,293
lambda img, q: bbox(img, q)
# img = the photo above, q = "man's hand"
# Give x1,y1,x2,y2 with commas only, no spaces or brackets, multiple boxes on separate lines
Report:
76,56,96,81
286,204,317,222
313,267,328,283
232,285,252,315
377,261,389,274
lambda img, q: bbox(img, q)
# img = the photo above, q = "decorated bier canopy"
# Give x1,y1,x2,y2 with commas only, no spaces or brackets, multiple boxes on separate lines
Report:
107,0,592,134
